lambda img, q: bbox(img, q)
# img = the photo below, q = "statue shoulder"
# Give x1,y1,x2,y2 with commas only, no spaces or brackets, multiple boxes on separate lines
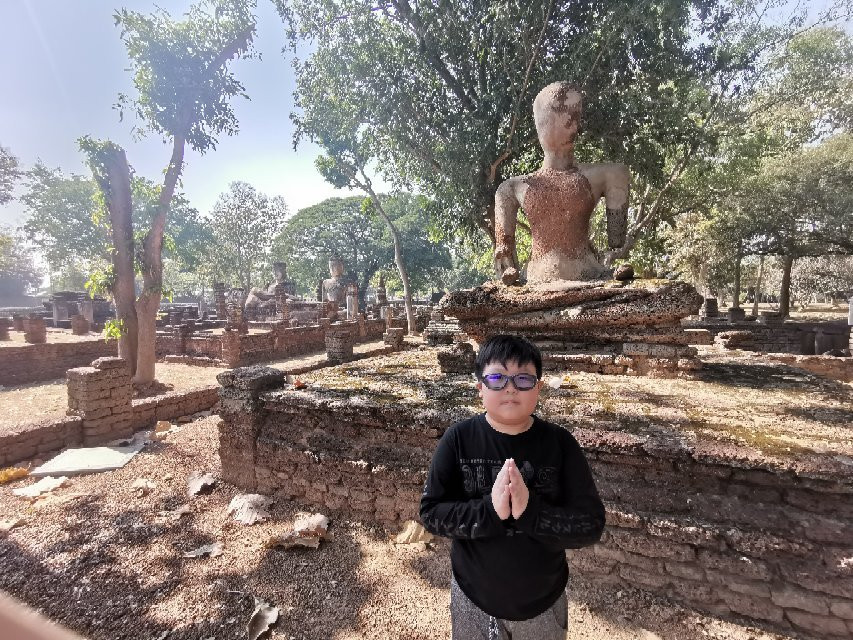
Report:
496,175,527,202
578,162,629,182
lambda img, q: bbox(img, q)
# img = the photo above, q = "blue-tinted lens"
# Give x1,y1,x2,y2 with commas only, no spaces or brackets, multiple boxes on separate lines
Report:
513,374,538,390
483,373,508,389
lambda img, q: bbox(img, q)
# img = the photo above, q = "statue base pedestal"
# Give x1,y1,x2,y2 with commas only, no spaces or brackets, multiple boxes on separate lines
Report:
438,278,705,378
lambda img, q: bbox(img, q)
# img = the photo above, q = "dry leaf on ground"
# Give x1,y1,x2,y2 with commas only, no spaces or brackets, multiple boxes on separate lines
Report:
155,503,192,525
182,542,223,558
12,475,68,499
131,478,156,496
247,597,279,640
32,491,89,509
266,512,332,550
0,517,23,535
187,472,217,497
392,520,434,549
227,494,273,525
153,420,174,439
0,467,29,484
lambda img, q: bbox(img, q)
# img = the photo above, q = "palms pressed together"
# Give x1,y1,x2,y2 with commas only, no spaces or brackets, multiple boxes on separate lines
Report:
491,458,529,520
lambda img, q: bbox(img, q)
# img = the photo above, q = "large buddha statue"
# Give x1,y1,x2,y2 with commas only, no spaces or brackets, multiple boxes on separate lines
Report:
494,81,629,285
437,82,703,379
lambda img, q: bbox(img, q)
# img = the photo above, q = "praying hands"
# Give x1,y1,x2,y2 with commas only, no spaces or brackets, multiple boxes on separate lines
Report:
491,458,529,520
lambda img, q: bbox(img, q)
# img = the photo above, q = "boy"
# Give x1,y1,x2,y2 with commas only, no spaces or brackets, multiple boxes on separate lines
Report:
420,334,605,640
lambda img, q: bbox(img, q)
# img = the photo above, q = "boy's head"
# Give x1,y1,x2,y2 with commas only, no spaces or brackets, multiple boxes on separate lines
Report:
475,335,543,428
475,334,543,380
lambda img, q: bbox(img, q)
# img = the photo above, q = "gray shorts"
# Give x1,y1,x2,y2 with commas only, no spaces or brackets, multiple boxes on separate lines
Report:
450,576,568,640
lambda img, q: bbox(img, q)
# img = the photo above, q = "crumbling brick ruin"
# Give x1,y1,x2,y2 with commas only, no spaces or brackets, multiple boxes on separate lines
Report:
216,354,853,639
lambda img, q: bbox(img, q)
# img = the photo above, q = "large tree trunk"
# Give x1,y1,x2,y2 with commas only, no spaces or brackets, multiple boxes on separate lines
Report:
732,251,742,309
779,254,794,319
135,133,186,385
752,255,764,317
95,147,140,376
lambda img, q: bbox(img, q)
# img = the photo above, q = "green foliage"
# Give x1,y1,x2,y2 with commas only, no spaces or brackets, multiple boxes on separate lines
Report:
114,0,257,151
102,318,126,342
206,181,289,291
280,0,757,242
84,265,116,298
0,144,21,205
23,160,210,289
736,133,853,258
0,227,42,298
273,194,451,297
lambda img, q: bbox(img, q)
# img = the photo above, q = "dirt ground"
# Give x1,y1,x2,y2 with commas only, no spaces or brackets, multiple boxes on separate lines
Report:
0,339,393,432
0,417,800,640
0,328,106,347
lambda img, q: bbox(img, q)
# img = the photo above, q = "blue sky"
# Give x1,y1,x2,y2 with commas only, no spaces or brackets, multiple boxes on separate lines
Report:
0,0,363,228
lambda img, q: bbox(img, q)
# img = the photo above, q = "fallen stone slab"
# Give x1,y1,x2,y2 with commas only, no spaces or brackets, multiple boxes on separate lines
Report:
30,442,146,478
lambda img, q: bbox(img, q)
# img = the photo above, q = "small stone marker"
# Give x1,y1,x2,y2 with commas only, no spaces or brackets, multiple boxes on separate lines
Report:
30,443,145,478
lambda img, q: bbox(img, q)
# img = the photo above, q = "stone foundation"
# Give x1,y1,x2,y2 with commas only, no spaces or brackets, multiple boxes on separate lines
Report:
216,363,853,639
325,329,354,363
383,327,405,350
66,357,134,444
70,314,89,335
23,315,46,344
689,319,850,355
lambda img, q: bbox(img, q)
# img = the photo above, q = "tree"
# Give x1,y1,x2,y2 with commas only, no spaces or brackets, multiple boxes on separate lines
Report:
80,0,256,384
736,134,853,316
207,182,289,292
282,0,853,272
0,144,21,205
0,228,42,300
272,194,451,306
282,1,764,247
21,164,211,293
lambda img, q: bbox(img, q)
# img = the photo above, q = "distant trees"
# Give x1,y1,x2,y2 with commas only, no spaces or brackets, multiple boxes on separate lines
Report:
207,181,289,292
273,194,451,307
0,227,41,299
80,0,256,384
0,145,21,205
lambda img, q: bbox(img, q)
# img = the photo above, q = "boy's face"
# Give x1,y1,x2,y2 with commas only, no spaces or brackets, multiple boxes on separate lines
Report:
476,359,542,426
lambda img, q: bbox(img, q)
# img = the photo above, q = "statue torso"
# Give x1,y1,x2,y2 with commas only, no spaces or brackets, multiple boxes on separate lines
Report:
523,167,596,261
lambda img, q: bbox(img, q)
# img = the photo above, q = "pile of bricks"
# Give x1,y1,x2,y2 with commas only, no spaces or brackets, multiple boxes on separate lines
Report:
325,328,354,363
66,357,133,445
23,315,46,344
70,314,89,335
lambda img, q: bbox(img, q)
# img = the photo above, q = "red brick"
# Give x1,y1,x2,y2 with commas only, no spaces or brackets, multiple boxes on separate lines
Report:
786,610,850,637
609,529,695,561
664,561,705,581
720,591,784,623
771,586,829,615
618,564,669,589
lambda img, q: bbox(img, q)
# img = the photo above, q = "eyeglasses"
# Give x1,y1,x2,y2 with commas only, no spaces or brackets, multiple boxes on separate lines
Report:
479,373,539,391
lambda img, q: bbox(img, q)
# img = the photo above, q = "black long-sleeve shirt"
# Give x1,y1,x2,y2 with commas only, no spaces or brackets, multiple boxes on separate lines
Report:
420,413,605,620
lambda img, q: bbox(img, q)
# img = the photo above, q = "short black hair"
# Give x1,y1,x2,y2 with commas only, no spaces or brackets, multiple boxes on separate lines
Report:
475,334,542,379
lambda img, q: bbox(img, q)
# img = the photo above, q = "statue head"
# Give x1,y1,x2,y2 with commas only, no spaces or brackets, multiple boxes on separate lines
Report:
533,82,583,153
273,262,287,283
328,257,344,278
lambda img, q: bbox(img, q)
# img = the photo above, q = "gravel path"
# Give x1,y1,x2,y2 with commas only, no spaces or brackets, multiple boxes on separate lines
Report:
0,417,800,640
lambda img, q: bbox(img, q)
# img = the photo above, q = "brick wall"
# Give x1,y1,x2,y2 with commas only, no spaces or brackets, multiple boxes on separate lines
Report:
0,340,116,386
0,417,82,467
216,367,853,639
689,320,850,355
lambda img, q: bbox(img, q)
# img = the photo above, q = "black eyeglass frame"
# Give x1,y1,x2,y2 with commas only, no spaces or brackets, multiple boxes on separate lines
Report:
478,372,540,391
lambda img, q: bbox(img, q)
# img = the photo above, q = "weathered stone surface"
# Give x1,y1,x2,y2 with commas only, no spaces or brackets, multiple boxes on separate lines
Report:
216,366,285,392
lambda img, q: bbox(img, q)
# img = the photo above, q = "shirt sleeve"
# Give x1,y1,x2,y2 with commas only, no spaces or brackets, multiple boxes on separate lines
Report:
419,426,508,540
513,430,605,549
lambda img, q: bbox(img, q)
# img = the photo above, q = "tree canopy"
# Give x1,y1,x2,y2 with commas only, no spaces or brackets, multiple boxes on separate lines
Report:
272,194,451,302
0,144,21,205
207,181,289,291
